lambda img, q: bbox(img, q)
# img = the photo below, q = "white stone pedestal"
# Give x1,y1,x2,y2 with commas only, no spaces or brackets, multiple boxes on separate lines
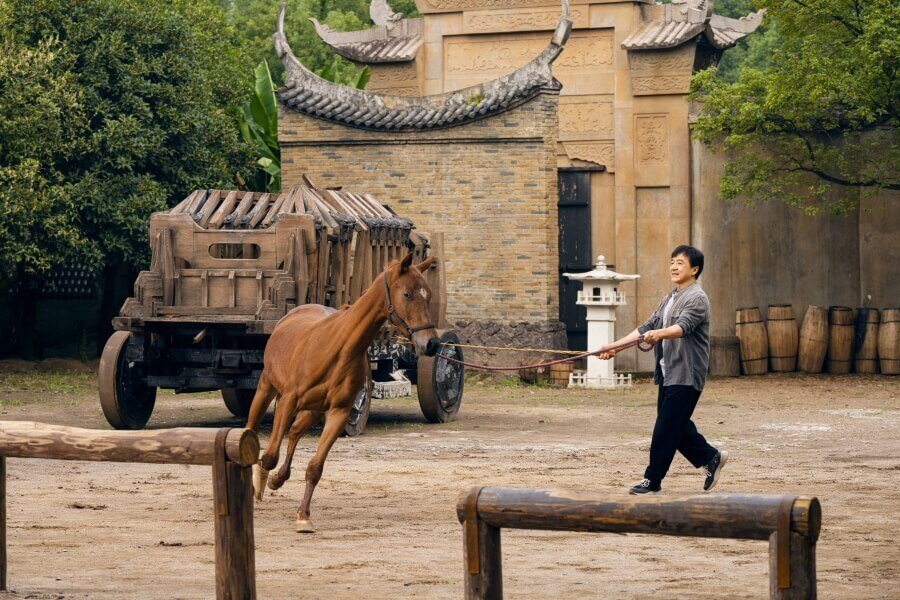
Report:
563,257,639,389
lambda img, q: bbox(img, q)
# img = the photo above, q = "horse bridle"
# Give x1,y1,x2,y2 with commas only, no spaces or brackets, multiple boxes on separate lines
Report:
382,274,435,336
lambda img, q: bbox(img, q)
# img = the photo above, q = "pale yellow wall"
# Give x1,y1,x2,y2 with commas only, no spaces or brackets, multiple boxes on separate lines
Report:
691,139,900,339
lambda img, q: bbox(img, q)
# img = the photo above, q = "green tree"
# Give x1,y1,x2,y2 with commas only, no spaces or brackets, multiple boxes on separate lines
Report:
692,0,899,214
0,0,254,356
707,0,781,82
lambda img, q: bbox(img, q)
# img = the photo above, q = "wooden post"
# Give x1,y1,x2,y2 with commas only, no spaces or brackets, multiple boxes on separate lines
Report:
769,531,816,600
0,456,6,591
461,487,502,600
463,518,502,600
213,431,256,600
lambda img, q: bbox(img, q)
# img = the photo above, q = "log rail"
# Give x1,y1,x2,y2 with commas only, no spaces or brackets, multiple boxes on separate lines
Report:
0,421,259,600
457,486,821,600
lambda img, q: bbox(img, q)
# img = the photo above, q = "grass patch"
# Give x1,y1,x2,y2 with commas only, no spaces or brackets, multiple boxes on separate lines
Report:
0,370,96,395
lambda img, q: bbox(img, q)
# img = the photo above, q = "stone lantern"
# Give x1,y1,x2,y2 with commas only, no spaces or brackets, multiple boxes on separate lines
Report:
564,256,640,389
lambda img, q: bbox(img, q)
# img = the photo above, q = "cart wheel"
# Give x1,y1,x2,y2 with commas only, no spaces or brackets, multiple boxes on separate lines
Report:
99,331,157,430
221,389,255,418
417,332,464,423
343,374,372,437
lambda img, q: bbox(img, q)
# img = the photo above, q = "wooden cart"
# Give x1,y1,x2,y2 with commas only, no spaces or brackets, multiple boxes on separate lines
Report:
100,186,464,434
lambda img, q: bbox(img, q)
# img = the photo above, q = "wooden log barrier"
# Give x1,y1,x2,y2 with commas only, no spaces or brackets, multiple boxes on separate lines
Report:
0,421,259,599
457,487,821,600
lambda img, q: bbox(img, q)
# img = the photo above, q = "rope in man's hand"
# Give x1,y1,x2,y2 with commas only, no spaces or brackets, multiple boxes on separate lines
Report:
397,335,653,372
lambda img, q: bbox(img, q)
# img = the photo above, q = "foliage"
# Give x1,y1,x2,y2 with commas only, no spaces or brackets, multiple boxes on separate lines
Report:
221,0,417,85
0,0,253,282
317,58,372,89
706,0,781,81
237,57,370,193
239,61,282,192
691,0,900,214
0,37,89,278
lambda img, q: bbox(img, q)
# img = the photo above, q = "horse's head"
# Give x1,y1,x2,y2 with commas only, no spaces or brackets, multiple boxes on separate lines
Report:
385,252,439,356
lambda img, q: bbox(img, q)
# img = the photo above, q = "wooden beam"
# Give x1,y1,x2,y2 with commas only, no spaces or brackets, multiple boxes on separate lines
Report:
458,488,820,542
0,422,259,467
209,191,239,229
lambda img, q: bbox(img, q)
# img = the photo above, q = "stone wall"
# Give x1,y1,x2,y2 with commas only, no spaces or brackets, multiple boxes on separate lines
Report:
280,87,565,355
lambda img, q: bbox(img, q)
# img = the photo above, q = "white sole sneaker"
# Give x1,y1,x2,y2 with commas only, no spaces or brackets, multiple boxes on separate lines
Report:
706,450,729,491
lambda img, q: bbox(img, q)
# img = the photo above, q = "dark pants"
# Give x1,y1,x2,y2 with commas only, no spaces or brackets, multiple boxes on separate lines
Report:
644,384,717,485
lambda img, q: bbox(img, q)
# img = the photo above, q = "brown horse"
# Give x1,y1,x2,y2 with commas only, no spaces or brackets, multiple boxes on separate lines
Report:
245,252,438,532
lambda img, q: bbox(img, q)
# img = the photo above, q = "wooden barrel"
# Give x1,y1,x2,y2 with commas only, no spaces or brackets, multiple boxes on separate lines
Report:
549,362,573,387
519,365,549,384
826,306,854,374
878,308,899,375
735,307,768,375
798,306,829,373
853,308,879,374
766,304,798,372
709,336,740,376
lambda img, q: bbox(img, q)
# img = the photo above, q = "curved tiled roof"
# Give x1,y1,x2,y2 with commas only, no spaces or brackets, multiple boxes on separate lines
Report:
621,20,704,50
622,0,765,51
275,1,572,131
309,17,423,64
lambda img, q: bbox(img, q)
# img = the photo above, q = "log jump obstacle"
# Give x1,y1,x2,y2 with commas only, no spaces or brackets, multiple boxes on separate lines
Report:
0,421,260,599
457,487,821,600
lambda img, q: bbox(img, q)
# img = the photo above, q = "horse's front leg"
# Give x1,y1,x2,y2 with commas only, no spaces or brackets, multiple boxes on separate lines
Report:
254,391,299,501
295,406,351,533
267,409,320,491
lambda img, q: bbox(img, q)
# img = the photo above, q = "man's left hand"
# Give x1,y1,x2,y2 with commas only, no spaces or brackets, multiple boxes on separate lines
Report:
642,329,663,345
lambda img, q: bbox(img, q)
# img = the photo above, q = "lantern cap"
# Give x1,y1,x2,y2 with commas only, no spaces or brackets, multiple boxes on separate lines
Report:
564,256,640,282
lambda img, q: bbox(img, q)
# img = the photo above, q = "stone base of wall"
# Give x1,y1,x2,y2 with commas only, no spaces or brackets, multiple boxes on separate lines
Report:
449,320,567,369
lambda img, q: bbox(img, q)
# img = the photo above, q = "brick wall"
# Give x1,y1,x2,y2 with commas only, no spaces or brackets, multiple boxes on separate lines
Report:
280,88,562,337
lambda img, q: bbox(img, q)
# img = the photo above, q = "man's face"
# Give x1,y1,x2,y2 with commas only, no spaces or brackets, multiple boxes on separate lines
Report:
670,253,698,285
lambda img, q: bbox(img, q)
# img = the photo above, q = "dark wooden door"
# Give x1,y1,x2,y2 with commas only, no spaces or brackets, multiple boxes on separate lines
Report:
558,171,592,351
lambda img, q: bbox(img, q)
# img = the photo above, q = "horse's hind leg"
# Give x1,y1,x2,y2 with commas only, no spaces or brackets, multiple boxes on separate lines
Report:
247,372,277,500
295,406,350,533
246,371,277,433
268,409,319,491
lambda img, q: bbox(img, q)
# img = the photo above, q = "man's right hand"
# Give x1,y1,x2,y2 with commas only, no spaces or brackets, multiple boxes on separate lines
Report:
596,349,617,360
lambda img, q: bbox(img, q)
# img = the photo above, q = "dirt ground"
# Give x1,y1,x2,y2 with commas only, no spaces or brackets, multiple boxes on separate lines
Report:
0,363,896,599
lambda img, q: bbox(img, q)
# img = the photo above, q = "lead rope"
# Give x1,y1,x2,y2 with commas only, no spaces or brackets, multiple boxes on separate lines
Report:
396,336,654,372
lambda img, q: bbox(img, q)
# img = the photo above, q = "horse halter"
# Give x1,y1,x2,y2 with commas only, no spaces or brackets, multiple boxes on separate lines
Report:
382,273,435,336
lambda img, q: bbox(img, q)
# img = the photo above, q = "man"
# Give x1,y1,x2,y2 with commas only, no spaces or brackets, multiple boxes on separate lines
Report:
599,245,727,495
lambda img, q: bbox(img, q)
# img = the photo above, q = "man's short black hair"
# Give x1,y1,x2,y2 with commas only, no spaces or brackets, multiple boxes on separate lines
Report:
671,245,704,278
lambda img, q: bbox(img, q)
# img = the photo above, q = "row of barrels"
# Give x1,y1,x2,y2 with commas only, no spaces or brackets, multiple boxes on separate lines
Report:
735,305,899,375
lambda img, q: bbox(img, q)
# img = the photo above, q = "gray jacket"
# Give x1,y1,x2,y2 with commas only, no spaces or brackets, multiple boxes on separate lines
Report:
637,282,710,391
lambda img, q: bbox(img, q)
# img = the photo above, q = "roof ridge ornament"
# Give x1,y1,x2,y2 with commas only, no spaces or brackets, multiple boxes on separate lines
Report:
274,1,572,131
370,0,403,30
622,0,765,50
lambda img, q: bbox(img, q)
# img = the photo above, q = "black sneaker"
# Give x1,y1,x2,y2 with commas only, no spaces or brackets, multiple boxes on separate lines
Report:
628,478,661,495
703,450,729,491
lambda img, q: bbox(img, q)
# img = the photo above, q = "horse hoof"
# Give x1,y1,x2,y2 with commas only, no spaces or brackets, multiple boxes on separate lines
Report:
295,519,315,533
252,464,268,501
267,472,285,491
